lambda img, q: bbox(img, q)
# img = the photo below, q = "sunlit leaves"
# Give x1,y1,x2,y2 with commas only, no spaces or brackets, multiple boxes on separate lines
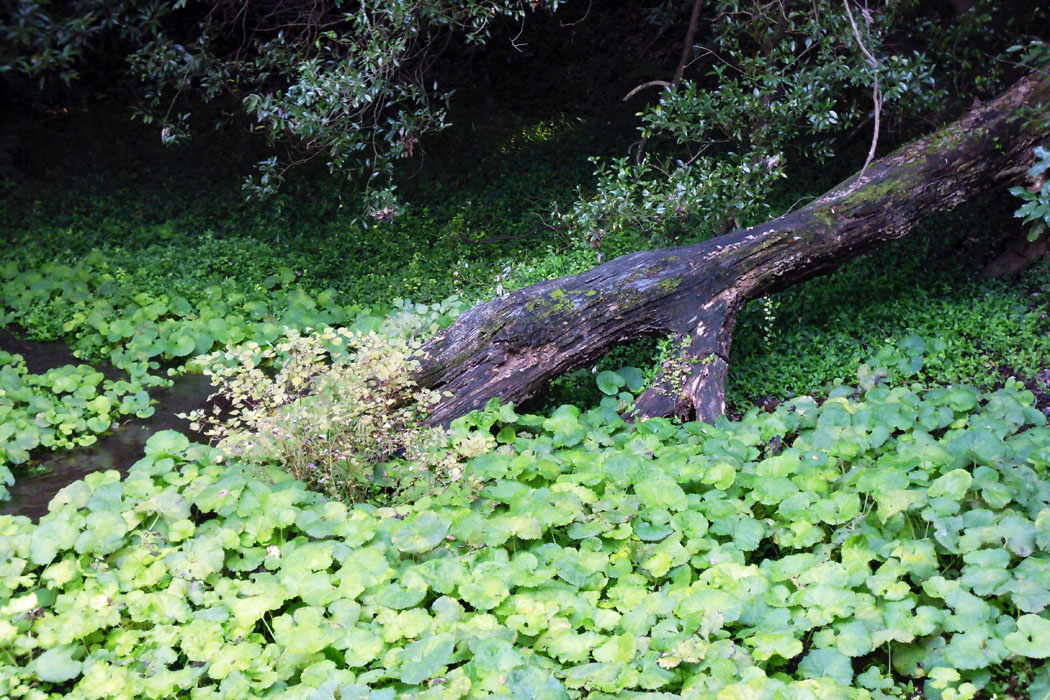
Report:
32,644,82,683
799,648,853,685
0,352,126,476
391,511,449,554
0,259,473,501
1006,615,1050,658
8,376,1050,698
394,633,456,684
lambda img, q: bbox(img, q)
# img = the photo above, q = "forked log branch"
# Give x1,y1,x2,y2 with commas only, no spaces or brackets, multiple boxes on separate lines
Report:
416,71,1050,425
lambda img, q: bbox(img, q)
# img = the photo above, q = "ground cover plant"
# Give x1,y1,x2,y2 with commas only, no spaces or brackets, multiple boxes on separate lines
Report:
3,3,1050,695
0,248,474,494
2,1,1047,421
728,202,1050,410
4,361,1050,698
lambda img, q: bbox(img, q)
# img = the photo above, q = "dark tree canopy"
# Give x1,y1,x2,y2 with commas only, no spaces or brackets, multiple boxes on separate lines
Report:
3,1,1046,212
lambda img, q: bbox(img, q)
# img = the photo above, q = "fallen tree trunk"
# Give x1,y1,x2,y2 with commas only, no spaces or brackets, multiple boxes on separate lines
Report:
416,70,1050,425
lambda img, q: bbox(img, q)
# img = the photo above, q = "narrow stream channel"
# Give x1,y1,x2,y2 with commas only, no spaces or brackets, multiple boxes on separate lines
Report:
0,329,214,520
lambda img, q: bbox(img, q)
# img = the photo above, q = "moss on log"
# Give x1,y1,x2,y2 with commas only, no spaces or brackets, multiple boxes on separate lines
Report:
417,71,1050,424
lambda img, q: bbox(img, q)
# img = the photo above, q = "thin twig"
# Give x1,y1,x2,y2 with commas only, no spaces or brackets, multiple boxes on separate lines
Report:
510,13,528,52
842,0,882,192
560,0,592,28
622,80,673,102
843,0,878,66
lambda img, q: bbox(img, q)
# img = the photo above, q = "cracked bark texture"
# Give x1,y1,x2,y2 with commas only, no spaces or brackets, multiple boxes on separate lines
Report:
416,71,1050,425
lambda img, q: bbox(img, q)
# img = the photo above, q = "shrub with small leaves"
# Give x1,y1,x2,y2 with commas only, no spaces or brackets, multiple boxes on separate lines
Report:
184,327,481,504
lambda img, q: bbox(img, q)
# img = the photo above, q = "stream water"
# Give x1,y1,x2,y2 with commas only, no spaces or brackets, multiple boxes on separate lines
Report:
0,329,214,520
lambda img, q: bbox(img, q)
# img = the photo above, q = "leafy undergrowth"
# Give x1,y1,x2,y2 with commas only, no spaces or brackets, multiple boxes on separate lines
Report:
0,104,613,308
728,195,1050,410
0,103,624,484
0,256,468,492
5,221,1050,507
4,376,1050,698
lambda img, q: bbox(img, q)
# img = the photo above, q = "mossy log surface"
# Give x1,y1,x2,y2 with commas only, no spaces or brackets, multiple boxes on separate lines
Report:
417,71,1050,424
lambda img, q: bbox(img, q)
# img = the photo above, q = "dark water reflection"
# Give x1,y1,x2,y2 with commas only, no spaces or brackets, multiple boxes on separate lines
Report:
0,327,123,380
1,329,214,520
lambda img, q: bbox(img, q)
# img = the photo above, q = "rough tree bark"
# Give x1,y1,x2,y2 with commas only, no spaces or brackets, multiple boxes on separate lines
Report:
416,71,1050,425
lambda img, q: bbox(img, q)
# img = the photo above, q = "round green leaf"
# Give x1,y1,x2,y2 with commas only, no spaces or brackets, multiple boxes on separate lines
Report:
30,518,79,565
929,469,973,500
397,633,455,684
1006,615,1050,658
596,370,626,396
170,334,197,357
616,366,646,393
798,648,853,686
34,645,83,683
144,429,190,456
390,511,449,553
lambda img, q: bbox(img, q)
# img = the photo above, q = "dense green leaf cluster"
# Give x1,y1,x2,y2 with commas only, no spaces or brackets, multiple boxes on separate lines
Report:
7,82,1050,414
563,1,1045,250
0,257,366,364
187,326,471,504
4,76,1050,495
4,375,1050,698
729,224,1050,408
